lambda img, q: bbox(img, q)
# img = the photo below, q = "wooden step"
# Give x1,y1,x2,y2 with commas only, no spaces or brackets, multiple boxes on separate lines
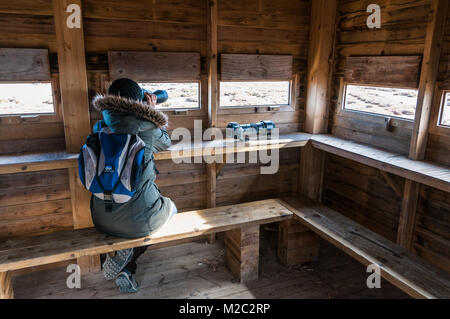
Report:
0,199,291,273
279,196,450,299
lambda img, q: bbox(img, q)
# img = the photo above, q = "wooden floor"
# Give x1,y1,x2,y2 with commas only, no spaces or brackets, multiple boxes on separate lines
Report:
12,228,409,299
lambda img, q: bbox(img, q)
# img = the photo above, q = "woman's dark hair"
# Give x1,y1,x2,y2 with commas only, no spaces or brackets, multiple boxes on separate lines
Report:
108,78,144,102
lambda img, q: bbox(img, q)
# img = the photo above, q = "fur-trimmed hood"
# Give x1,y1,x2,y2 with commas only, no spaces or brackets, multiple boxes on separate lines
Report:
92,94,168,128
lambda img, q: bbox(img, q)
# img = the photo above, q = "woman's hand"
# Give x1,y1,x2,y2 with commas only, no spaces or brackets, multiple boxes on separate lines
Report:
143,92,157,107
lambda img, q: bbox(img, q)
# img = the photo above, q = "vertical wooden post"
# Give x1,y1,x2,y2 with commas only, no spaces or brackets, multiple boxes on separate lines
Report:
304,0,337,134
278,0,337,266
225,225,260,282
53,0,100,273
398,0,448,251
207,0,218,129
0,272,13,299
278,219,319,266
206,0,219,243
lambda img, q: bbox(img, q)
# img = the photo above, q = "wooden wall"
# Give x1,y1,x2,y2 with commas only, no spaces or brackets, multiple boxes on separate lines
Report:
324,0,449,272
329,0,432,155
0,0,309,239
0,1,69,239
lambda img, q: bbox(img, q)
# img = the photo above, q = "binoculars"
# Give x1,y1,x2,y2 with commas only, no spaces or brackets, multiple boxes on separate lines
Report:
142,89,169,104
226,121,276,141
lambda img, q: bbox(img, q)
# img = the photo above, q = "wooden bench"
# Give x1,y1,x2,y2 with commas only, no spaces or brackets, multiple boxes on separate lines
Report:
279,197,450,299
0,199,292,299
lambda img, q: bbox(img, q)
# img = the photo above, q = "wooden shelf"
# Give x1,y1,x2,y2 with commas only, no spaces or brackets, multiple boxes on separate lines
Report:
311,134,450,193
155,132,312,160
0,132,312,175
0,151,78,175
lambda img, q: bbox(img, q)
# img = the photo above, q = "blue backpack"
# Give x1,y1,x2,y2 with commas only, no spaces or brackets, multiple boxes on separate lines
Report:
78,121,146,211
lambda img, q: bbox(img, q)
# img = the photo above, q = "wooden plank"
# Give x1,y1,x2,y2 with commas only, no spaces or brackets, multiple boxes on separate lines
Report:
225,225,259,282
304,0,337,134
220,54,293,81
311,134,450,193
280,196,450,299
410,0,449,160
0,199,292,272
207,0,218,128
108,51,201,81
0,271,13,299
0,48,51,81
344,56,422,89
0,152,77,175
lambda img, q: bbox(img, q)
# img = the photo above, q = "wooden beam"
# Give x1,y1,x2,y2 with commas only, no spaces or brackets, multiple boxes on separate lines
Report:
399,0,449,252
207,163,216,209
285,0,337,266
53,0,91,153
207,0,218,129
409,0,448,160
206,0,219,243
53,0,100,273
304,0,337,134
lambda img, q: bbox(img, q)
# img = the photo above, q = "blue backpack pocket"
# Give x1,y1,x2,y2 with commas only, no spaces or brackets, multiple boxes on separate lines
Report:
78,127,146,211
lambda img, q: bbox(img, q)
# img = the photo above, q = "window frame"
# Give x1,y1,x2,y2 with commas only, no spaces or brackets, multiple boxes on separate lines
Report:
335,79,416,133
340,81,419,122
0,75,62,123
101,75,208,118
429,83,450,135
217,74,298,115
437,90,450,128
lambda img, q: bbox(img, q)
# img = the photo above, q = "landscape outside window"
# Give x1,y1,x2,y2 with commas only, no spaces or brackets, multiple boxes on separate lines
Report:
440,92,450,126
0,83,54,116
343,84,418,120
139,82,200,109
220,81,290,107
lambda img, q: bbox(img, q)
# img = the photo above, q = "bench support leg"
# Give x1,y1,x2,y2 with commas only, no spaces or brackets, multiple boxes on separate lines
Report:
278,219,319,266
225,225,260,283
0,271,13,299
78,255,101,274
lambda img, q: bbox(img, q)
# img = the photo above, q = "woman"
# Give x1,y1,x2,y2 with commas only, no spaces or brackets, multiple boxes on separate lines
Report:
91,78,177,293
